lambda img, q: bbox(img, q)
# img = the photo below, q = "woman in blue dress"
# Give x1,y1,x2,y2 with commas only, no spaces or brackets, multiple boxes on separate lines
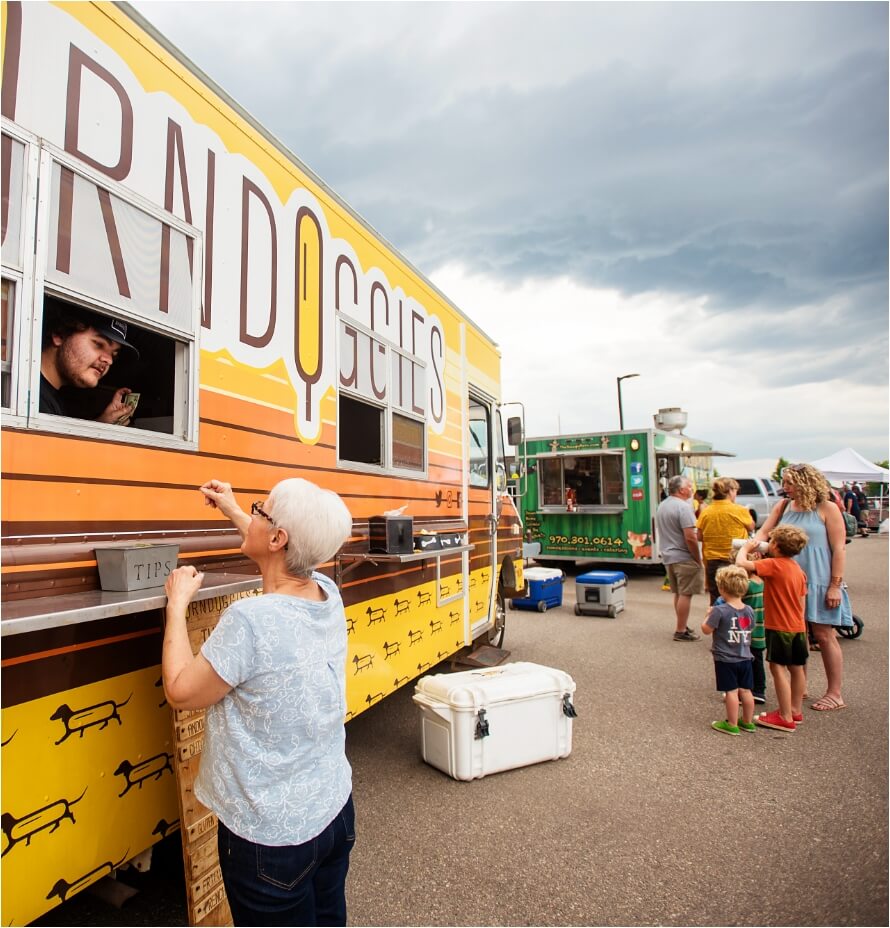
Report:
755,463,852,711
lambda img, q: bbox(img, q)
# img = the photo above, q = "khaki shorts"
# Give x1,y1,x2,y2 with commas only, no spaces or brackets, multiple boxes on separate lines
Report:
666,560,704,596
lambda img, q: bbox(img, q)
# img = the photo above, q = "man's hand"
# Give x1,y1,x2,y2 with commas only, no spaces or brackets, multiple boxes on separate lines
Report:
97,387,134,425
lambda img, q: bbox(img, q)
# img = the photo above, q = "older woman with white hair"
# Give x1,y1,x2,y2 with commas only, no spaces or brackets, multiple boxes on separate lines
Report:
163,477,355,926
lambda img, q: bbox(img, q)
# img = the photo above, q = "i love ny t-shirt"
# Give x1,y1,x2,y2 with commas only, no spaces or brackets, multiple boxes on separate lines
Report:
705,603,755,663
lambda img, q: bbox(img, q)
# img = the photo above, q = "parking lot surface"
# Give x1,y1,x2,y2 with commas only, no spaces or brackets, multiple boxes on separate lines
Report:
33,536,888,927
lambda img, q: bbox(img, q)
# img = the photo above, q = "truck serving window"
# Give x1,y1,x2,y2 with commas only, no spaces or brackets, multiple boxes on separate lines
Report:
539,452,627,510
337,317,426,475
39,295,181,434
6,141,201,447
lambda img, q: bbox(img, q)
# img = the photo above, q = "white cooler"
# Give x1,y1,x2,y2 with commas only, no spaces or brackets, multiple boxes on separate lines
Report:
412,662,577,781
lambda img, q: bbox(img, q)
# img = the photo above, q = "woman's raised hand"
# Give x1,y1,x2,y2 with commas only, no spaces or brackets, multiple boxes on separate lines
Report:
199,479,252,538
200,479,240,517
165,565,205,607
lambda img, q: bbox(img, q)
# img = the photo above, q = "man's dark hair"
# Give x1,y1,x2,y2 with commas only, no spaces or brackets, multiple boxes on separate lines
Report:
42,301,105,350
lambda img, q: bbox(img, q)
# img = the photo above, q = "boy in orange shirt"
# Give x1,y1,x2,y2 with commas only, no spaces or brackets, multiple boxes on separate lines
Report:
735,525,809,732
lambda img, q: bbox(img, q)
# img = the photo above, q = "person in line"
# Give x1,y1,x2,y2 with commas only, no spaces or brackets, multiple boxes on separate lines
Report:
40,304,138,423
844,483,869,537
696,477,755,604
701,565,757,736
163,477,356,926
736,525,809,732
743,572,767,705
655,475,704,641
754,463,853,712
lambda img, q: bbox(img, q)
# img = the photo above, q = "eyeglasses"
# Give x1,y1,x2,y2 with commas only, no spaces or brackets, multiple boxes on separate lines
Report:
251,501,288,551
251,501,273,522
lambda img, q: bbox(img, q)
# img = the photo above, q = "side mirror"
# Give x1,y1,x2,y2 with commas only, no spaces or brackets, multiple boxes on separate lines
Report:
507,416,523,446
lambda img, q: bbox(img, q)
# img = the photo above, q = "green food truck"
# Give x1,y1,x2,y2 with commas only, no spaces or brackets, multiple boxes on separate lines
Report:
517,409,732,567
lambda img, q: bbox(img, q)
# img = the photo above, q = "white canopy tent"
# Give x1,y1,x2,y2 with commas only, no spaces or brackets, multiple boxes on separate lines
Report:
808,448,889,529
807,448,889,484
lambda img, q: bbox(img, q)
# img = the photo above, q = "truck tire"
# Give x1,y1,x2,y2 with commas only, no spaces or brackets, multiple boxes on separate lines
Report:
488,587,507,647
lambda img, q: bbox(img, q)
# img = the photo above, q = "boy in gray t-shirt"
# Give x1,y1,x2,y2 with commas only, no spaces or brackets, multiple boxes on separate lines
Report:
701,565,755,736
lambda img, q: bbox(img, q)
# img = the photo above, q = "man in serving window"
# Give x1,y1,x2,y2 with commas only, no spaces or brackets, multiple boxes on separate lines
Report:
40,305,139,424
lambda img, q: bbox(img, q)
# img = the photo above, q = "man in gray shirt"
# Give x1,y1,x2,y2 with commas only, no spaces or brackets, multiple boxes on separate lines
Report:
655,475,704,640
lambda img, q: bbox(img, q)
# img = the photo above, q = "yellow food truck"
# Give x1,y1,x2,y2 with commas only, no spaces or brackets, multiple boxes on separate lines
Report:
0,2,524,923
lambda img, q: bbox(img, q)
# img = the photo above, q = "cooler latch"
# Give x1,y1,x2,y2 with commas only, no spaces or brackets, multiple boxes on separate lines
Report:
474,708,490,739
562,694,578,718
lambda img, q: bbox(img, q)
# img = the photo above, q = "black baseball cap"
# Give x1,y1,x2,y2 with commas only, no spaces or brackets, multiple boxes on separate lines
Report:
94,316,140,358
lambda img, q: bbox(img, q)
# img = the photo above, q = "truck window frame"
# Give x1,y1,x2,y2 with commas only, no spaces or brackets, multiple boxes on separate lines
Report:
537,449,628,512
4,125,202,450
335,314,428,478
1,122,40,428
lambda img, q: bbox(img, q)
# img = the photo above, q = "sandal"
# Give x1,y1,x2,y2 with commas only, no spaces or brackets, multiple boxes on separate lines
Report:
811,695,847,711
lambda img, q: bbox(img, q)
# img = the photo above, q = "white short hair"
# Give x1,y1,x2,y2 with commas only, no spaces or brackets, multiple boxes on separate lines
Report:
267,479,353,577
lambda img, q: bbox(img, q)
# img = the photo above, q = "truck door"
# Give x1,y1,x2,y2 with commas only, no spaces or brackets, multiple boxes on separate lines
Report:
468,392,499,638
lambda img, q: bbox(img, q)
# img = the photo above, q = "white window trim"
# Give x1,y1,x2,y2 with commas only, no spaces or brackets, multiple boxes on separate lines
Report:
537,448,628,512
1,120,41,427
18,138,202,450
335,314,428,479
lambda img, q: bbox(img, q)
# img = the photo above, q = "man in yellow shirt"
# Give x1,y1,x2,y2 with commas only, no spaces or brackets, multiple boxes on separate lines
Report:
697,478,755,604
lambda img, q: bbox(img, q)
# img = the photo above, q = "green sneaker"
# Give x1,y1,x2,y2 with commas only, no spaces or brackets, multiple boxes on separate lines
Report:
738,720,757,733
711,720,741,736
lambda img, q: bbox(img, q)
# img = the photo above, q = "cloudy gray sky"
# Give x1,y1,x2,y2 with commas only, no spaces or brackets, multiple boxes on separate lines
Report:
134,0,888,469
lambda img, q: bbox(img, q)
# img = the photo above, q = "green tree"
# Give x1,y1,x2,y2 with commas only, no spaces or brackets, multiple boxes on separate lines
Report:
772,457,790,481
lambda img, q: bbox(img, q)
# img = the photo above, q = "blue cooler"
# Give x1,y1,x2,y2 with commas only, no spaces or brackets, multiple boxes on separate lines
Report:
510,567,564,612
574,570,627,618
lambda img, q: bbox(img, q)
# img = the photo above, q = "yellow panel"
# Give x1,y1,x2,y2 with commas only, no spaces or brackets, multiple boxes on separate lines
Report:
1,666,179,926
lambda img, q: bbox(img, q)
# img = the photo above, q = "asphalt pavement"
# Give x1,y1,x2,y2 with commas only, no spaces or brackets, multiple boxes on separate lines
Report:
33,535,889,927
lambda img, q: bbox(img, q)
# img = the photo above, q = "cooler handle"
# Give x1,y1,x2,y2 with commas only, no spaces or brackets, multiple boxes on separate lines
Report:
475,708,490,739
562,694,578,718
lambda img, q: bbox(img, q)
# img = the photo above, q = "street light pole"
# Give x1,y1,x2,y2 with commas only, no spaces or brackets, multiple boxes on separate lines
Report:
616,373,640,430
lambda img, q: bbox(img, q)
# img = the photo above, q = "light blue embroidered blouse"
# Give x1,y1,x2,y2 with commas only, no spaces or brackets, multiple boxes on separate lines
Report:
195,572,352,846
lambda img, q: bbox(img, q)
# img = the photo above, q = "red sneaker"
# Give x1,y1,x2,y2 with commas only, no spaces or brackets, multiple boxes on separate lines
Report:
792,713,804,724
756,710,796,732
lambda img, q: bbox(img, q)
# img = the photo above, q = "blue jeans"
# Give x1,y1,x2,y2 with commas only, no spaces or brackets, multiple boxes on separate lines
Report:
217,794,355,926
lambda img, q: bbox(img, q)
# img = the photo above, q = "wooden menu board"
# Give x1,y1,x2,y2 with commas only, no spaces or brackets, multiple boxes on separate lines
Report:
170,590,259,927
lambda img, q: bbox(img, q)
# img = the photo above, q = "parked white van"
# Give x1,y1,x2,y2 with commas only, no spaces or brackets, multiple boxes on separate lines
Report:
733,478,780,527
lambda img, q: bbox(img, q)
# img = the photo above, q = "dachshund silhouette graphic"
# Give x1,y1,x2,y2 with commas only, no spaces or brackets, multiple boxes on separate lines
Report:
2,788,87,856
449,610,461,625
352,653,373,674
46,848,129,903
113,753,173,796
366,605,386,626
417,590,431,607
50,694,132,744
393,598,410,616
383,641,401,659
151,818,181,839
346,616,356,635
408,629,423,646
430,619,443,635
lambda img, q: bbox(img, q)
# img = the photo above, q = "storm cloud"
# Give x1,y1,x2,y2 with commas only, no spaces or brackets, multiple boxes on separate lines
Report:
134,1,888,461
